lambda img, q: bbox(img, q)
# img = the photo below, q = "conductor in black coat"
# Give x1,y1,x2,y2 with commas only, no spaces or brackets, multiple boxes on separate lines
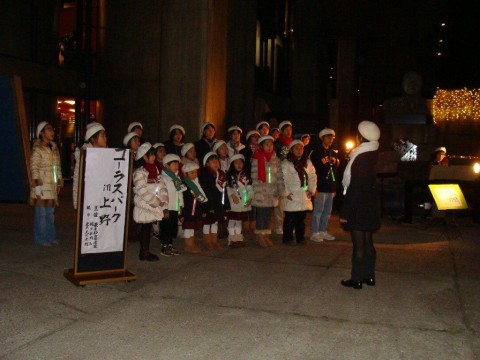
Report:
340,121,381,290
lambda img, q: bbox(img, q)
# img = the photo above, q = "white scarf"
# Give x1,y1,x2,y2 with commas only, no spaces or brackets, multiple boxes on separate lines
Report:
342,141,379,195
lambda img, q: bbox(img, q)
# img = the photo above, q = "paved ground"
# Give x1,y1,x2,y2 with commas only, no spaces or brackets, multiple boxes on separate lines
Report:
1,184,479,359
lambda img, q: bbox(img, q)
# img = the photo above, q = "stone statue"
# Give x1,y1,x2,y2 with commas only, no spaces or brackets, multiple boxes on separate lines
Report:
384,71,429,117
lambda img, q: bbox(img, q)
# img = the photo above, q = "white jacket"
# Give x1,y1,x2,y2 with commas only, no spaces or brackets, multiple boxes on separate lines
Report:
228,142,245,157
133,167,168,223
226,174,254,213
72,143,91,210
281,159,317,212
160,170,186,212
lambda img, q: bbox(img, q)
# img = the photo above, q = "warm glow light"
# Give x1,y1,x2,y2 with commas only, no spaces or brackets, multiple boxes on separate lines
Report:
64,100,75,105
441,22,446,27
69,109,75,112
345,141,354,151
437,52,442,56
433,88,480,122
474,163,480,174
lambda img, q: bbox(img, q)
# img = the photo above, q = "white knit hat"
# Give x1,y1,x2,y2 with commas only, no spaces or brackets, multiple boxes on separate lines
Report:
246,130,260,141
319,128,335,138
123,132,139,147
85,122,105,141
36,121,49,139
127,122,143,133
136,142,153,160
230,154,245,163
258,135,274,143
169,124,185,135
228,125,243,134
279,120,292,130
269,127,279,134
181,143,195,157
256,121,270,131
213,140,227,153
201,122,216,133
301,134,311,140
434,146,447,154
288,139,304,151
203,151,218,166
183,162,200,173
163,154,181,165
152,142,165,149
358,121,380,142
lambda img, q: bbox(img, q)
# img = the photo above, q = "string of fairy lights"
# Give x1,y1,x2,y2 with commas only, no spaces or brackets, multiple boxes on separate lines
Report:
432,88,480,122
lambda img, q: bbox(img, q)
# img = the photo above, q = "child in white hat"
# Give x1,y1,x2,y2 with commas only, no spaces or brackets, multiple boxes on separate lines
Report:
132,142,168,261
213,140,230,172
227,125,245,156
30,121,63,247
164,124,185,156
73,122,107,210
181,143,199,166
226,154,254,248
281,140,317,245
181,162,208,253
198,152,230,250
159,154,187,256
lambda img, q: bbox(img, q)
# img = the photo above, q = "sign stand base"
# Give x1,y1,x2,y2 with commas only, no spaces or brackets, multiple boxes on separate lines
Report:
63,268,137,287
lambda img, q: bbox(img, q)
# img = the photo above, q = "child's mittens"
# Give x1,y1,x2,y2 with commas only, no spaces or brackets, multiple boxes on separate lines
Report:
34,185,43,197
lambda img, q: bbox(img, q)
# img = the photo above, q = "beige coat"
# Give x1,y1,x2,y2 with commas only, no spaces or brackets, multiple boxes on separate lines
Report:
251,154,285,208
133,167,168,224
281,159,317,212
29,140,63,206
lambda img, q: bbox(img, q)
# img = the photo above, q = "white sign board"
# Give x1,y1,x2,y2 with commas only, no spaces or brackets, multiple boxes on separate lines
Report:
80,148,130,254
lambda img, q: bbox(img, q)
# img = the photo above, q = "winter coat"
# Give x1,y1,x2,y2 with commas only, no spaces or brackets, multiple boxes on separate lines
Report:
310,146,339,193
182,178,207,229
194,138,216,166
251,153,285,208
133,167,168,224
198,168,230,216
29,140,63,206
340,151,380,231
160,170,185,212
281,159,317,212
164,140,183,157
227,141,245,157
226,173,254,213
72,143,91,210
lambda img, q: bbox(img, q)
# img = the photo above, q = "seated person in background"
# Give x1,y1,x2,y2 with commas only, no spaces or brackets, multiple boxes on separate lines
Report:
429,147,448,167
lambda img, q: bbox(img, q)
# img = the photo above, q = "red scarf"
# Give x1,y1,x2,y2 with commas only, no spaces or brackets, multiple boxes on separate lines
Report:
252,148,275,183
155,160,163,174
144,163,159,182
278,136,293,147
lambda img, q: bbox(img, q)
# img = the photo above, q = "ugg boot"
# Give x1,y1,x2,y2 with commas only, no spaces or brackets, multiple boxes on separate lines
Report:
237,233,246,247
256,233,268,248
264,234,274,247
184,236,201,254
203,233,215,250
211,232,223,249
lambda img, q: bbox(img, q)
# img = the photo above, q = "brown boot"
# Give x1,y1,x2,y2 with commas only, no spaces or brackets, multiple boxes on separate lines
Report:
203,233,215,250
184,236,201,254
256,234,268,248
264,234,274,247
211,232,223,249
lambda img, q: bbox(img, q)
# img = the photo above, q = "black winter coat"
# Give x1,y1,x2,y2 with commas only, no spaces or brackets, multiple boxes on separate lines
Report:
195,138,215,166
340,151,380,231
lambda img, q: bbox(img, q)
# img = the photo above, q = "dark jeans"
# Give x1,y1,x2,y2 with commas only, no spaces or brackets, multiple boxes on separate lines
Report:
138,223,153,252
350,230,376,281
160,211,178,247
283,211,306,243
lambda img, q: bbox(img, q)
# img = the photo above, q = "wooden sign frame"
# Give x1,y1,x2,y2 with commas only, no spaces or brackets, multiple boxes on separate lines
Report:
64,148,136,286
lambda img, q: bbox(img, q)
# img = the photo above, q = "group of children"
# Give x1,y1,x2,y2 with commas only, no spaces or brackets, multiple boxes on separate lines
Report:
30,119,340,264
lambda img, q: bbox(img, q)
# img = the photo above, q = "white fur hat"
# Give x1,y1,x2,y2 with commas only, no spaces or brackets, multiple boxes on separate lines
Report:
123,132,139,147
258,135,274,144
256,121,270,130
183,162,200,173
319,128,335,138
164,154,181,165
246,130,260,141
279,120,292,130
181,143,195,157
169,124,185,135
213,140,227,153
127,122,143,132
230,154,245,163
36,121,49,139
201,122,216,133
85,122,105,141
269,127,279,134
228,125,243,134
434,146,447,154
203,151,218,166
136,142,153,159
358,121,380,142
152,142,165,149
288,139,304,151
